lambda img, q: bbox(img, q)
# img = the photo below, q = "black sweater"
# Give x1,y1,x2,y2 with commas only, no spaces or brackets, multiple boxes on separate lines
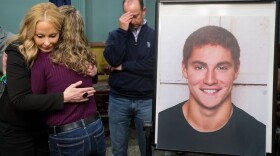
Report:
103,23,155,99
0,43,63,128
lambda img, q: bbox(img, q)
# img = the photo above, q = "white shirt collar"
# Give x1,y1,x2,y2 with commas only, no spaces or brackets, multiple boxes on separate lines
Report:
131,19,147,42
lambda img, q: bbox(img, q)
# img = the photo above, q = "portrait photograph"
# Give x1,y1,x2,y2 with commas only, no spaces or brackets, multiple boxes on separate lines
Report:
154,1,277,156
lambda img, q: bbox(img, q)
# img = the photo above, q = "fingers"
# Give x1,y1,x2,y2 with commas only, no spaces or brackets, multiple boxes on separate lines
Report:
78,98,89,102
119,12,132,30
82,92,88,98
86,65,97,77
80,88,95,98
86,89,95,97
122,12,132,22
80,98,89,102
87,89,95,94
76,87,95,99
70,81,82,88
79,87,95,93
71,98,89,103
63,82,94,103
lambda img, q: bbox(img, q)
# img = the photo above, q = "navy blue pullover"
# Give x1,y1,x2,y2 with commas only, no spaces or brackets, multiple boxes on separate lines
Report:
104,23,155,99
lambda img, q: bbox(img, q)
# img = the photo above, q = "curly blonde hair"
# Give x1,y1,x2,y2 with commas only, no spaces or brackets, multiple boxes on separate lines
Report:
9,2,64,68
51,5,96,75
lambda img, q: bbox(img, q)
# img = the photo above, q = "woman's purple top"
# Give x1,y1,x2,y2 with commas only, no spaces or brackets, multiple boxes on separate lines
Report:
31,51,96,126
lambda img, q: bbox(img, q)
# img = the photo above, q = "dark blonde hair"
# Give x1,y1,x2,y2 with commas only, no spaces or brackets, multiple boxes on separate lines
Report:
8,2,63,67
51,5,96,75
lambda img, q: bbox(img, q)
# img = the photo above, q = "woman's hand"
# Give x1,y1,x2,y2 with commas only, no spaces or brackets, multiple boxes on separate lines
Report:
63,81,95,103
2,53,7,74
85,61,97,77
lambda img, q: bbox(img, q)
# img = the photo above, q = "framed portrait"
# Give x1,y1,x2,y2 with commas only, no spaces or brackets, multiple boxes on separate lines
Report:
154,0,278,155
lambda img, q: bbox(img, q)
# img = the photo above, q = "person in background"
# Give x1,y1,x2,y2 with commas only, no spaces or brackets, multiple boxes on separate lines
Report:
0,26,14,97
157,25,265,156
103,0,155,155
49,0,71,7
0,3,95,156
31,5,106,156
0,26,14,74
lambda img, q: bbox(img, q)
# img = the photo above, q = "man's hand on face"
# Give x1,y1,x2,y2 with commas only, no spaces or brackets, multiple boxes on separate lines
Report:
119,12,133,31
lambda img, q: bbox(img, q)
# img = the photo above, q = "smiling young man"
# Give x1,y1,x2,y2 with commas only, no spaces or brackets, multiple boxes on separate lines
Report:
157,25,265,156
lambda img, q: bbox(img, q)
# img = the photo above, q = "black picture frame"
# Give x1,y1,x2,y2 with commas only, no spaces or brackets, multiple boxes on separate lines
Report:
153,0,279,155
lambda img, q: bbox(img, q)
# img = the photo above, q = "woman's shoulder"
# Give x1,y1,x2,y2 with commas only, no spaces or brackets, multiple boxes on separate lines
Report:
5,41,25,63
6,41,20,52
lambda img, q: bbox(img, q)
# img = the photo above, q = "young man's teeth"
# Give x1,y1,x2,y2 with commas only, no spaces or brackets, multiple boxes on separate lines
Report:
204,90,216,93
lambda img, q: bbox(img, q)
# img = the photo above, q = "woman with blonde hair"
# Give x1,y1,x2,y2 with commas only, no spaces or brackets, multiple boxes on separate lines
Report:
0,3,95,156
31,5,106,156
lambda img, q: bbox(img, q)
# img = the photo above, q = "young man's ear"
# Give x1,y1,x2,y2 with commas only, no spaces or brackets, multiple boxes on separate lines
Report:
234,60,240,79
182,61,188,79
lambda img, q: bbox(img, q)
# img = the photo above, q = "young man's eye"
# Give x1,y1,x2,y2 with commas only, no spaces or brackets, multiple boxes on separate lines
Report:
217,65,228,71
194,65,205,70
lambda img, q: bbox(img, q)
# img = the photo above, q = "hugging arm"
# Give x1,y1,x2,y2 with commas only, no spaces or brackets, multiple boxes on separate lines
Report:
6,44,94,111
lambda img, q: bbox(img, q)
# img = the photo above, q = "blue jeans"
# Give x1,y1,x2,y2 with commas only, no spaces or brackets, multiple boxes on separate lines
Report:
48,118,106,156
108,96,152,156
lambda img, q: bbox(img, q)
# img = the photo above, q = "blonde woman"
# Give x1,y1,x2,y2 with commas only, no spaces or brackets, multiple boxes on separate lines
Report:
0,3,95,156
31,5,106,156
